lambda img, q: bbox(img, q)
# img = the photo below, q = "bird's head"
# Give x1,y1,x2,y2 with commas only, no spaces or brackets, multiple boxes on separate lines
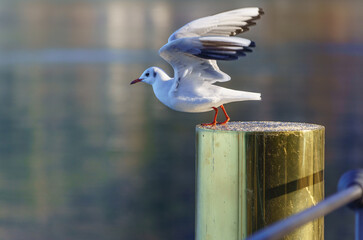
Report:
131,67,159,85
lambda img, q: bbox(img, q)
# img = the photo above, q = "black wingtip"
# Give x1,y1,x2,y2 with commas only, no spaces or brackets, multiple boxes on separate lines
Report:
246,20,257,26
249,41,256,47
196,53,238,61
236,51,246,57
259,8,265,15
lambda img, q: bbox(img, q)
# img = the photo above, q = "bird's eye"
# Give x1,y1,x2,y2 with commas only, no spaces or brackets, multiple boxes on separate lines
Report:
145,73,150,77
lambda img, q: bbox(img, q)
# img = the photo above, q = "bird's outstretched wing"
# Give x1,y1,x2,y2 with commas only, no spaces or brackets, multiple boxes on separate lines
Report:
159,36,255,90
159,8,263,92
168,8,263,42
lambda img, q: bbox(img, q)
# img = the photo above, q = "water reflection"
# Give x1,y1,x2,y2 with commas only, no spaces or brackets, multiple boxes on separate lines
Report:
0,1,362,239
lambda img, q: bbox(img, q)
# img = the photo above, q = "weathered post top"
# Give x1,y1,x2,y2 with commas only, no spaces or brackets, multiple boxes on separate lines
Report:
196,121,324,133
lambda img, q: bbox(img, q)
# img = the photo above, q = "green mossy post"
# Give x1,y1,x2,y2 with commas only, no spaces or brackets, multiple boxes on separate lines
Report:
195,121,325,240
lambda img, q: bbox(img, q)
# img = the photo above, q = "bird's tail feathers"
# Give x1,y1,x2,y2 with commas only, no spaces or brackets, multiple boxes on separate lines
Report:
236,91,261,101
223,89,261,102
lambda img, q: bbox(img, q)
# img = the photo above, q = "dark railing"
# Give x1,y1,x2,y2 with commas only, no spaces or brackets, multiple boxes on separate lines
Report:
246,169,363,240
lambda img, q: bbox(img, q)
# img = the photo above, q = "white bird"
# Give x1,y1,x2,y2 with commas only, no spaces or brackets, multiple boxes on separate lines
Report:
131,7,264,126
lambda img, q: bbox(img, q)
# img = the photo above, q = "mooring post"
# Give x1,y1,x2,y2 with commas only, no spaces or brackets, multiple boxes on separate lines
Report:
195,121,325,240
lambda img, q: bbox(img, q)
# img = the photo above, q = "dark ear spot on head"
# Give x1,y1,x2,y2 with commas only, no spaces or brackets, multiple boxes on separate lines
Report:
153,71,157,78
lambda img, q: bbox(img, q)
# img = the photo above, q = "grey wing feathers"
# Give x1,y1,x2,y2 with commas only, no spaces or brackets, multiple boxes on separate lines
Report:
195,36,255,61
159,38,230,83
159,36,255,83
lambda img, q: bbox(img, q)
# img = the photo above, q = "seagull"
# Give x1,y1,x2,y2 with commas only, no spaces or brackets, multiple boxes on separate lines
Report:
131,7,263,126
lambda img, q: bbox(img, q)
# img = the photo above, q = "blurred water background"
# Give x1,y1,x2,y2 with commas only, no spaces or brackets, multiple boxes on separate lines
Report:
0,0,362,239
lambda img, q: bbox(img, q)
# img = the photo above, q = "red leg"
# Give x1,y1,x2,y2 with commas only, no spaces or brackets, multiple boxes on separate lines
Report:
217,105,230,125
201,107,218,126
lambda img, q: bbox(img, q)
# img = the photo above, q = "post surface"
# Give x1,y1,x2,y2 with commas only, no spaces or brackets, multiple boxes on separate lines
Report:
195,121,325,240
